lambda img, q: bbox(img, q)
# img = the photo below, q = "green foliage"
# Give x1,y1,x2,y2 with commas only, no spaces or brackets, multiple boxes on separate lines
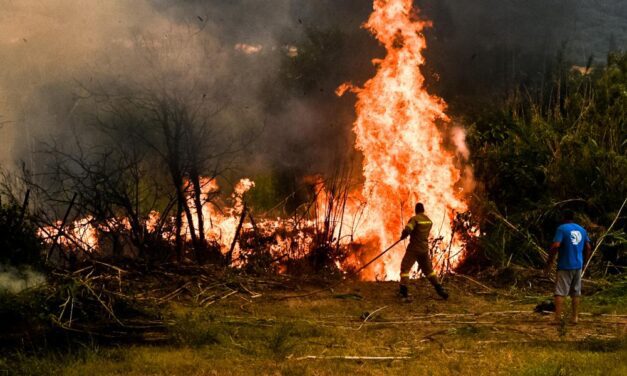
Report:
246,173,280,212
0,203,43,267
0,287,52,337
586,274,627,313
246,169,311,213
466,52,627,269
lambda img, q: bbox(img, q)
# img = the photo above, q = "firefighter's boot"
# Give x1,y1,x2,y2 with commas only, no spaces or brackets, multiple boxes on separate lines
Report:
427,273,449,300
399,284,408,298
399,272,412,301
434,284,449,300
399,284,412,303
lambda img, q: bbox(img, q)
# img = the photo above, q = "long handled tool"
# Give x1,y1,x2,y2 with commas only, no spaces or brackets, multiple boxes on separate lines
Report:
279,238,404,300
351,239,403,276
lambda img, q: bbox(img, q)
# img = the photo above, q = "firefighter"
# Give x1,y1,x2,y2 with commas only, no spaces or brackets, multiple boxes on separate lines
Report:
399,203,449,300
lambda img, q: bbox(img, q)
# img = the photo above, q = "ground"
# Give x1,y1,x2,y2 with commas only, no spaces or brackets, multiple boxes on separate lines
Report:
2,271,626,375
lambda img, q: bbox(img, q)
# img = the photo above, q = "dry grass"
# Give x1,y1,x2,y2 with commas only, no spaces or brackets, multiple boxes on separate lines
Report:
1,274,626,375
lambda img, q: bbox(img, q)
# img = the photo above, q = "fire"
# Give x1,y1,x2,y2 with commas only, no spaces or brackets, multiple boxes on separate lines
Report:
42,216,99,252
40,178,320,265
180,178,257,256
38,0,473,280
338,0,471,280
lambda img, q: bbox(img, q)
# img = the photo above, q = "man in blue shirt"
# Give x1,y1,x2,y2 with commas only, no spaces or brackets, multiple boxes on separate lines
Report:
545,209,592,324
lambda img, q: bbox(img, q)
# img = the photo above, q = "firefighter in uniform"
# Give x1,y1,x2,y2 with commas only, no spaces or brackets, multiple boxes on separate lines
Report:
399,203,449,300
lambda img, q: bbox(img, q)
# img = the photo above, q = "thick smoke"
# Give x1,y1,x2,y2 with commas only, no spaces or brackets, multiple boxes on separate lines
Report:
0,0,625,177
417,0,627,102
0,0,296,168
0,0,372,177
0,0,171,163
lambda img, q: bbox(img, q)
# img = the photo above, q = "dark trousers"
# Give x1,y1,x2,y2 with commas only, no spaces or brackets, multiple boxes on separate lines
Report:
400,243,435,285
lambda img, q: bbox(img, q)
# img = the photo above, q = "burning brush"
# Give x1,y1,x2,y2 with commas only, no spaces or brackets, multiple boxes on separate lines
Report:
38,0,476,281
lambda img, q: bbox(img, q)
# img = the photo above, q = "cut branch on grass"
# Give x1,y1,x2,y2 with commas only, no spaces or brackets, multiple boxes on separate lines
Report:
239,283,262,298
355,305,388,330
159,281,193,302
77,276,125,326
204,289,238,307
456,274,497,293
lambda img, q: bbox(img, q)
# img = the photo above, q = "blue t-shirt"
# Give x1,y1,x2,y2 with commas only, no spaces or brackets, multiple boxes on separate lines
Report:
553,222,590,270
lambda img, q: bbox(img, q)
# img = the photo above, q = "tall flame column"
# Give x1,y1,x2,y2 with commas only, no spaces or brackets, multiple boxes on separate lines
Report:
350,0,468,280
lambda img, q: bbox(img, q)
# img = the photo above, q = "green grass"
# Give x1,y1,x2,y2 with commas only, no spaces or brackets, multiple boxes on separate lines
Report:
4,339,625,376
584,275,627,315
2,276,626,375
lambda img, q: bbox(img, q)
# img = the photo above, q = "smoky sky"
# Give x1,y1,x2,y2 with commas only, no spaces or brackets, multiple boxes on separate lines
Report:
0,0,625,176
418,0,627,103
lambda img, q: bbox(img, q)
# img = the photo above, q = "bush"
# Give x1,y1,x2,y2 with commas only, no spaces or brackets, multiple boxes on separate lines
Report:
463,52,627,270
0,203,43,267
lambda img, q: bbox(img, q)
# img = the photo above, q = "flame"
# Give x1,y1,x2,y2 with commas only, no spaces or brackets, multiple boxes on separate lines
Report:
182,177,255,254
339,0,471,280
37,0,473,279
39,215,100,252
39,178,322,264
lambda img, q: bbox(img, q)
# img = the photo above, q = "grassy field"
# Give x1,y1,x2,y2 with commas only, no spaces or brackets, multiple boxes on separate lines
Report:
1,271,626,375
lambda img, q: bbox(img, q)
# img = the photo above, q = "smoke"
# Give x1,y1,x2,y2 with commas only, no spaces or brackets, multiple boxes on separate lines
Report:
450,126,469,160
449,125,476,193
0,0,624,180
0,265,45,293
0,0,297,167
417,0,627,101
0,0,168,163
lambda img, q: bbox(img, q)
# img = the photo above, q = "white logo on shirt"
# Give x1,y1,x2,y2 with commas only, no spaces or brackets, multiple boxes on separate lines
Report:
570,231,582,245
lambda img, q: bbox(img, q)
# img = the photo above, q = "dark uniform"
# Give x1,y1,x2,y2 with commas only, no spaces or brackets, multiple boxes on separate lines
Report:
400,213,435,280
399,205,448,300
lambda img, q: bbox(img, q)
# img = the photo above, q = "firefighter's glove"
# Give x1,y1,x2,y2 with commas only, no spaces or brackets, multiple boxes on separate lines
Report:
400,229,409,240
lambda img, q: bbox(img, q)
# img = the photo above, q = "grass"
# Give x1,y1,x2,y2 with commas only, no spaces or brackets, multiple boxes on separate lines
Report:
4,338,625,375
584,275,627,315
1,275,625,375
